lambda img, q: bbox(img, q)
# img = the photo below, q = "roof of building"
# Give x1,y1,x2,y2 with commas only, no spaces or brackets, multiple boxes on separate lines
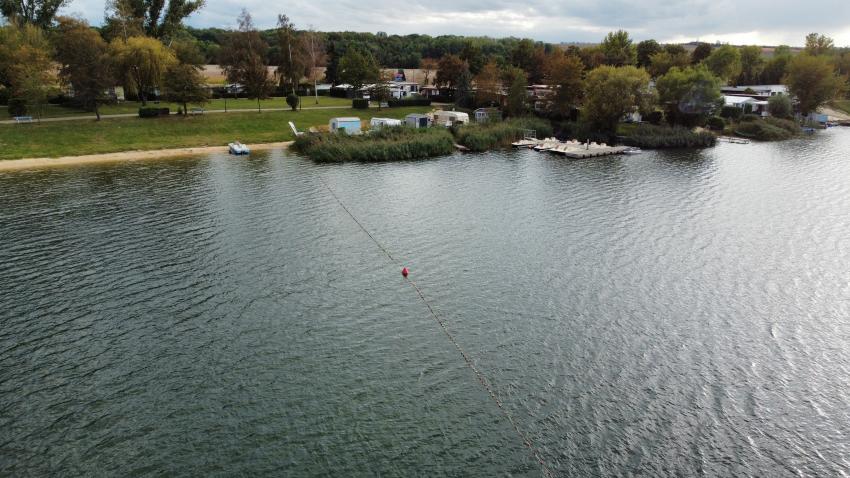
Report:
332,117,361,122
724,95,757,105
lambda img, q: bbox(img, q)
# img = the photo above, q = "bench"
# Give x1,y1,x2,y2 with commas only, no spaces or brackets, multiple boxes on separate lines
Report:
189,107,205,115
14,116,33,123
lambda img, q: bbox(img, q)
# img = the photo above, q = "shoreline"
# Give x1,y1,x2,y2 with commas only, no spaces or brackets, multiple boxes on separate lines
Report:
0,141,294,172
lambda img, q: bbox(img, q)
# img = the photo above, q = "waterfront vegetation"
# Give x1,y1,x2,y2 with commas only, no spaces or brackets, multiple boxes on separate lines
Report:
293,127,454,162
730,116,801,141
0,106,429,160
454,118,553,151
619,124,717,148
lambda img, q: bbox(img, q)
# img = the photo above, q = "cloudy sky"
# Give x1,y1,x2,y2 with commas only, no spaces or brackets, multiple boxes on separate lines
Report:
61,0,850,46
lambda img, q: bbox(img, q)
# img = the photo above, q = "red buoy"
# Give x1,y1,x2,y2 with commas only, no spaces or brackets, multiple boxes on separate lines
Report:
401,267,409,277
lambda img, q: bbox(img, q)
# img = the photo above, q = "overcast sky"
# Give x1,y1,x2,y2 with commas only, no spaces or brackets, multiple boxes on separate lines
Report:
61,0,850,47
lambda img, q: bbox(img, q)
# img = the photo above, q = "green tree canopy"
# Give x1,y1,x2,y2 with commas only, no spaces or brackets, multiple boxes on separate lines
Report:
544,51,584,117
105,0,204,40
786,53,843,114
337,47,379,91
0,0,66,27
648,50,690,78
219,9,274,111
804,33,834,56
436,54,468,88
0,22,54,116
275,14,309,94
503,66,527,116
761,45,792,84
737,45,764,84
600,30,636,66
584,65,653,133
636,39,661,67
55,17,115,120
704,45,742,84
111,35,176,104
655,65,721,125
691,42,712,64
163,62,208,114
767,94,793,119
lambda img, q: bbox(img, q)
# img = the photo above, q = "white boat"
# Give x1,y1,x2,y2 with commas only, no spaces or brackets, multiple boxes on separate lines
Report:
512,139,539,148
228,141,250,155
623,148,643,155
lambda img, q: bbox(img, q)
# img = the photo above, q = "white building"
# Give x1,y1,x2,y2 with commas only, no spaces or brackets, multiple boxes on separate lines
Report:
723,95,769,116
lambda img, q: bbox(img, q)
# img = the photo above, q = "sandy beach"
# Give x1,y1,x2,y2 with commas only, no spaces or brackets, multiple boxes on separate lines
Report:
0,141,294,172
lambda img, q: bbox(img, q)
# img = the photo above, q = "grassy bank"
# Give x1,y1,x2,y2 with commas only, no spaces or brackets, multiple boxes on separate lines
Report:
293,127,454,162
454,118,553,151
730,116,800,141
620,124,716,148
2,96,353,119
830,100,850,116
0,106,430,160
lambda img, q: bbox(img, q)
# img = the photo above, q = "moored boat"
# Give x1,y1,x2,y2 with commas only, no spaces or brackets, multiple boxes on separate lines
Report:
229,142,250,155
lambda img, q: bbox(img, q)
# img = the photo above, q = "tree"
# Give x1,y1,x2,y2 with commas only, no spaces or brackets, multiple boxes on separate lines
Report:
647,50,690,78
704,45,742,84
275,14,309,95
338,48,379,91
111,35,176,105
460,40,484,75
503,66,527,117
785,54,843,115
805,33,834,56
600,30,636,66
420,57,438,86
584,65,653,133
473,61,501,107
737,45,764,85
545,52,584,117
761,46,791,84
55,17,115,120
691,42,712,64
436,54,468,88
0,0,67,27
454,67,473,108
219,9,274,112
767,94,793,119
655,65,721,126
636,39,661,67
163,63,207,114
105,0,204,40
0,22,54,118
303,27,325,104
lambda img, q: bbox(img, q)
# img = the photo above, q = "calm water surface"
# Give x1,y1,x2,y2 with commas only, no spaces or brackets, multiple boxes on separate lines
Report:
2,129,850,476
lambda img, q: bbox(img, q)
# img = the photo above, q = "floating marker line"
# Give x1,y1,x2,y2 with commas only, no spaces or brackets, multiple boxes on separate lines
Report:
319,177,554,478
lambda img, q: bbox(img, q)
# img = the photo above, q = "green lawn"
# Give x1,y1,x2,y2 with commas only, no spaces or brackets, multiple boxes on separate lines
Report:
0,106,430,160
2,96,353,119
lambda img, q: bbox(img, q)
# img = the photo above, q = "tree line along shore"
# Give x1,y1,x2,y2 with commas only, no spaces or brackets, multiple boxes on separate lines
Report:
1,0,848,162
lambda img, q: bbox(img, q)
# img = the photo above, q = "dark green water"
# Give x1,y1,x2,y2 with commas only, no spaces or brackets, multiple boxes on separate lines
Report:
2,129,850,476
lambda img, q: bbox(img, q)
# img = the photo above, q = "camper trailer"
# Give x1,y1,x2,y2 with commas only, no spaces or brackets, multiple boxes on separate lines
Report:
405,113,431,129
329,117,362,135
433,111,469,127
369,117,403,129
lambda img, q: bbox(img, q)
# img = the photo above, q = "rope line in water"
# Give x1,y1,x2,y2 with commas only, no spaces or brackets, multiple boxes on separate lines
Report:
319,178,554,478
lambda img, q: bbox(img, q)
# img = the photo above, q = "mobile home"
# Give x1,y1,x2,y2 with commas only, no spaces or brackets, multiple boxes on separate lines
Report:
329,117,362,134
405,113,431,128
433,111,469,127
370,117,403,129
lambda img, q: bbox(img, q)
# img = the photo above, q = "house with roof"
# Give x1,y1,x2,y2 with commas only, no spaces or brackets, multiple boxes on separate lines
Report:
723,95,769,116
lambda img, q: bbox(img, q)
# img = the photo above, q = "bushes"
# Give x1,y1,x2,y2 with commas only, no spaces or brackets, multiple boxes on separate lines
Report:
740,114,761,122
7,98,27,116
138,107,170,118
387,98,431,107
352,99,369,109
454,117,553,151
293,127,454,162
720,106,742,120
767,95,793,119
286,93,299,111
622,124,716,148
644,110,664,125
706,116,725,130
735,119,796,140
763,116,799,134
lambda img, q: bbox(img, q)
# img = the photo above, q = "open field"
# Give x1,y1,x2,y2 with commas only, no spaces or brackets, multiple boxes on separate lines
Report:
0,106,430,160
1,96,353,119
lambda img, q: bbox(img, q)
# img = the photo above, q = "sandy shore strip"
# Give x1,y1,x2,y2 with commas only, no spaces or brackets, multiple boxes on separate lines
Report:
0,141,295,172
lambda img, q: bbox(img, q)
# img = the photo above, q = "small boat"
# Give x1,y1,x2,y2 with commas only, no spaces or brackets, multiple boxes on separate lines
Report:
229,141,250,155
511,139,539,148
623,147,643,155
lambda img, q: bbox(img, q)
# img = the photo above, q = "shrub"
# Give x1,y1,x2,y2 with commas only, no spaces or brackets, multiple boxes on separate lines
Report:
621,123,716,148
767,95,793,119
8,98,27,116
706,116,725,130
734,120,795,140
286,93,299,111
740,114,761,122
454,117,553,151
387,98,431,107
644,110,664,125
293,127,455,162
763,116,799,134
138,107,170,118
352,98,369,109
720,106,742,120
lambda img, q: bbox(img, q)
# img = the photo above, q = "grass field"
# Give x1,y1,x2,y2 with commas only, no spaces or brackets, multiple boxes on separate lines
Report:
2,96,353,119
0,106,430,160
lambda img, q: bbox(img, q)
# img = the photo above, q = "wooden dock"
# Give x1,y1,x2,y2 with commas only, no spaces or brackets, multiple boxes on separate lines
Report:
553,145,630,158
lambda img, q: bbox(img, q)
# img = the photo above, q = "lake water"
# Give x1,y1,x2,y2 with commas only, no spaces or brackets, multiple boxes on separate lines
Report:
2,129,850,476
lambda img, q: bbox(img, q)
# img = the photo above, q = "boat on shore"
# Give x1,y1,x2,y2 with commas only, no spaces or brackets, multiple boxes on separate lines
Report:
229,142,250,155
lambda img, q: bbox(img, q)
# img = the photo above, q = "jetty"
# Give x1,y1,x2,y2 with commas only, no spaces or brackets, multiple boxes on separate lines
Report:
514,138,632,158
717,136,751,144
